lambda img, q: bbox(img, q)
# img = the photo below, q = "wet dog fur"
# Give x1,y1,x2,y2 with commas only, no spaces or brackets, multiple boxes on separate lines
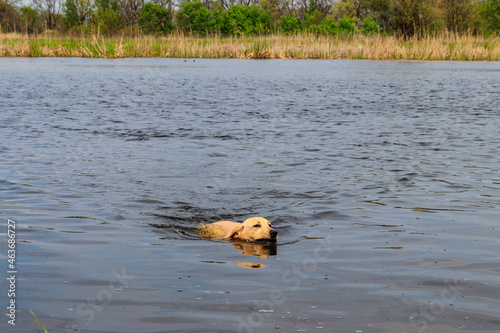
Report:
197,217,278,242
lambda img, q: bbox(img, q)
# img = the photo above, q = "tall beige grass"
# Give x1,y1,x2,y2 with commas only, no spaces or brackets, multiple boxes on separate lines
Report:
1,31,499,60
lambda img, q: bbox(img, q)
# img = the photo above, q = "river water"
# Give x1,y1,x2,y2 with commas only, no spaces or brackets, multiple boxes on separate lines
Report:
1,58,500,333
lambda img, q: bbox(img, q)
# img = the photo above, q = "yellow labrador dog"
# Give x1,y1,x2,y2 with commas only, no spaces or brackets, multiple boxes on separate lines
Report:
197,217,278,242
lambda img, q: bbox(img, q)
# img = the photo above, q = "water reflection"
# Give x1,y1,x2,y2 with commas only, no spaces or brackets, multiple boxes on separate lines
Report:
232,241,278,258
233,262,266,269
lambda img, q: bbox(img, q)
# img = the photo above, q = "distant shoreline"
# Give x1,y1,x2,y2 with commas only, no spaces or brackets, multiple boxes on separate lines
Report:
1,32,500,61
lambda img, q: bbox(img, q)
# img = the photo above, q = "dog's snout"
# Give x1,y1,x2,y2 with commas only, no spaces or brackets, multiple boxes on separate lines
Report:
270,229,278,237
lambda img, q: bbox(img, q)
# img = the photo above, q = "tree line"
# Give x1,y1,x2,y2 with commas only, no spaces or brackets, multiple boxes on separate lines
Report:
1,0,500,37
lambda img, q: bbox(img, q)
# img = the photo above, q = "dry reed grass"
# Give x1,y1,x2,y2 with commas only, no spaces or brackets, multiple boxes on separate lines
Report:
1,31,499,60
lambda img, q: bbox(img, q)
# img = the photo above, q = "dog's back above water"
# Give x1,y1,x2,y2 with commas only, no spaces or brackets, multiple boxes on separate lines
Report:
197,217,278,242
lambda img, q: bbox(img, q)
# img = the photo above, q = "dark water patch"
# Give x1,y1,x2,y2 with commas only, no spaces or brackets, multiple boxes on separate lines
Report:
150,223,202,240
311,209,350,221
61,240,109,245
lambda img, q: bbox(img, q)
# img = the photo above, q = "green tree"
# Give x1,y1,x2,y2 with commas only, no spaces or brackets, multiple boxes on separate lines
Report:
361,0,390,28
337,15,356,33
176,0,226,35
20,5,40,33
93,0,123,35
387,0,435,37
247,5,274,34
62,0,94,29
95,0,120,11
177,0,209,33
306,0,316,15
119,0,143,26
33,0,61,30
332,0,440,36
442,0,480,33
226,5,273,35
313,17,338,35
62,0,78,28
480,0,500,35
360,15,381,34
330,0,357,21
138,2,174,34
303,9,324,29
280,13,300,34
259,0,281,26
226,5,252,35
0,0,21,32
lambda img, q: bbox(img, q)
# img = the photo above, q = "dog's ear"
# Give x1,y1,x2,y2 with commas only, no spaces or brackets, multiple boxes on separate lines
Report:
229,225,244,239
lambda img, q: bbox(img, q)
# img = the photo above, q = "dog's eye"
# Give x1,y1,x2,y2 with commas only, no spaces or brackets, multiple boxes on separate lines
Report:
253,224,261,228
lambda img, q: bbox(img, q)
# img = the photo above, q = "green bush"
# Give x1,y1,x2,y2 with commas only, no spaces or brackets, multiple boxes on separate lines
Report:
337,16,356,34
480,0,500,35
313,18,338,36
280,14,300,34
226,5,250,35
138,3,174,35
226,5,273,36
176,0,225,36
360,16,380,34
303,9,324,29
248,5,273,35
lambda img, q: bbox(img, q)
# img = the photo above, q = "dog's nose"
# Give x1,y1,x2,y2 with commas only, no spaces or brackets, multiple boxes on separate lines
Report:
270,230,278,238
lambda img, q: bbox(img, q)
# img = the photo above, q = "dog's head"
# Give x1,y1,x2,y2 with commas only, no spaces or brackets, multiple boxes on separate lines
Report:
230,217,278,242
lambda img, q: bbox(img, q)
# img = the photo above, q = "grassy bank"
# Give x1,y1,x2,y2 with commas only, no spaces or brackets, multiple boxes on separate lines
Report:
1,32,500,60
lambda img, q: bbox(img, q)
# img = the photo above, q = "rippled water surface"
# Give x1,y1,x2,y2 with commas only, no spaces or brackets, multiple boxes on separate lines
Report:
1,58,500,333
